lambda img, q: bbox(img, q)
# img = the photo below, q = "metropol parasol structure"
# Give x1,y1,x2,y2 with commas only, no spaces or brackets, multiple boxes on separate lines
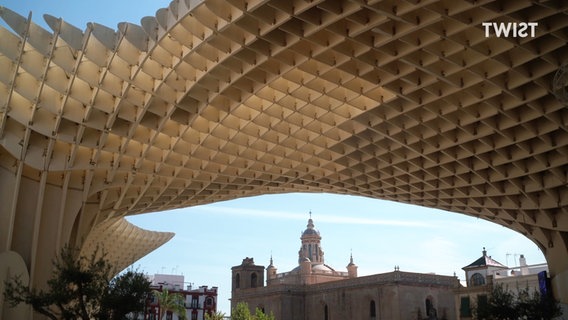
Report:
0,0,567,316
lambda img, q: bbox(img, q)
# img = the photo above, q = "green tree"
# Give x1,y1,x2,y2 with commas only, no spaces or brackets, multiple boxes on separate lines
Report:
516,286,562,320
539,291,563,320
3,245,151,320
474,283,562,320
517,287,542,320
232,302,252,320
153,288,186,320
486,284,517,320
4,245,111,320
101,267,152,320
231,302,275,320
205,310,226,320
253,307,275,320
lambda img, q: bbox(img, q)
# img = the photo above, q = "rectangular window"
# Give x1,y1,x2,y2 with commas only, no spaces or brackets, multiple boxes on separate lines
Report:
477,294,488,309
460,296,471,317
191,296,199,309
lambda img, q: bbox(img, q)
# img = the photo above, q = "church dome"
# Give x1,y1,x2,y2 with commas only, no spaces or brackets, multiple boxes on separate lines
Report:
302,218,320,236
312,263,334,273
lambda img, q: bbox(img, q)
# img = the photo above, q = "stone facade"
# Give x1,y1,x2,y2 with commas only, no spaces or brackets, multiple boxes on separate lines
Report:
232,260,459,320
231,217,459,319
232,257,266,291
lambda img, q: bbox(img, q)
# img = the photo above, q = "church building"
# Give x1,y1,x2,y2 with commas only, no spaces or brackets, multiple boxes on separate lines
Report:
231,215,459,320
265,214,358,287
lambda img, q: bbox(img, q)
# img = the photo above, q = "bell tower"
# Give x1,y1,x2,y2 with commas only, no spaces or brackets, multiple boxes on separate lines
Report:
347,253,358,278
298,212,324,265
231,257,265,291
231,257,265,312
266,256,277,281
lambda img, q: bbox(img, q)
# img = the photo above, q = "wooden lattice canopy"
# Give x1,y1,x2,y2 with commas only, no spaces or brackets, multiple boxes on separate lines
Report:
0,0,567,302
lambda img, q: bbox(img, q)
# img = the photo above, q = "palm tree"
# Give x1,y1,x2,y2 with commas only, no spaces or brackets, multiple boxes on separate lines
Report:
153,288,186,320
205,311,226,320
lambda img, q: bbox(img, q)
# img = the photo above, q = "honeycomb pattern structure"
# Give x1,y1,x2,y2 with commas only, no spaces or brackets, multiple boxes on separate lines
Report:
0,0,567,299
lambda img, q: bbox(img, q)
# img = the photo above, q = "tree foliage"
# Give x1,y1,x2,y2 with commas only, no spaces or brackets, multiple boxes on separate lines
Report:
102,268,152,320
231,302,275,320
474,283,562,320
153,288,186,320
253,307,276,320
232,302,252,320
205,310,227,320
3,245,151,320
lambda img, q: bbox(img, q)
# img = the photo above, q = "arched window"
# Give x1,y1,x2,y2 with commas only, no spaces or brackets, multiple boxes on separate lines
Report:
471,273,485,286
251,272,258,288
324,304,329,320
370,300,376,318
235,273,240,289
425,298,433,318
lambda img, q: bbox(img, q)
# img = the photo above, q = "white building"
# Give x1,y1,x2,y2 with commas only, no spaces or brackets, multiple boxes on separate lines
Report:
146,274,218,320
456,248,549,319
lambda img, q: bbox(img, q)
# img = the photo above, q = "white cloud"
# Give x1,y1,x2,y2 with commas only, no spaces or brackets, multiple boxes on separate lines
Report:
196,205,433,228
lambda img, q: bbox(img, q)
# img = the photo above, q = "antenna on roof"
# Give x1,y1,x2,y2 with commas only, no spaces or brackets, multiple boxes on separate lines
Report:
505,253,520,267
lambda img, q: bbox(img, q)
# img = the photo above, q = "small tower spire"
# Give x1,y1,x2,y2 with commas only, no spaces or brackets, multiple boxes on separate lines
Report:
347,250,358,278
266,254,277,281
348,250,354,265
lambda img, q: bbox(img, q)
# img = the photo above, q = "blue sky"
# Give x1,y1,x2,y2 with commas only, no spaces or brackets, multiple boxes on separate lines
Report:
125,193,544,313
0,0,171,29
0,0,546,314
